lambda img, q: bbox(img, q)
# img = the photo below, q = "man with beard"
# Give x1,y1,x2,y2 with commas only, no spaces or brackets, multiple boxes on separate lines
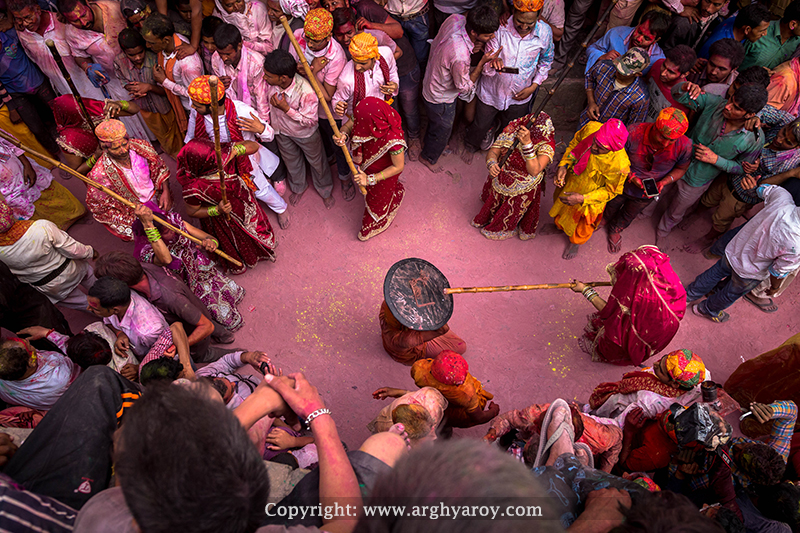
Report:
86,119,172,241
586,10,669,75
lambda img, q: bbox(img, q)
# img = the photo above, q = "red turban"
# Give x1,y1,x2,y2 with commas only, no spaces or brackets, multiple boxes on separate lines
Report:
431,350,468,386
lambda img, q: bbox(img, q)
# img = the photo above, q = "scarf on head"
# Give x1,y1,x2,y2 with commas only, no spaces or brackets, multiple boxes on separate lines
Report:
0,199,33,246
193,98,253,179
353,54,392,109
350,96,406,172
571,119,628,175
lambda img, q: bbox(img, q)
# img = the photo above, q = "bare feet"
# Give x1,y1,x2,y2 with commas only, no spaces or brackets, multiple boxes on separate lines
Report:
323,196,335,210
419,156,444,173
277,210,290,230
460,149,475,165
563,243,580,260
289,190,305,206
341,178,356,201
406,138,421,162
655,232,669,249
607,231,622,253
538,223,561,235
677,214,698,231
544,404,575,466
684,235,716,254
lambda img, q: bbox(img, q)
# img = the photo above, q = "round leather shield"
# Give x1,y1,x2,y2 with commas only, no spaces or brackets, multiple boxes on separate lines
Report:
383,258,453,331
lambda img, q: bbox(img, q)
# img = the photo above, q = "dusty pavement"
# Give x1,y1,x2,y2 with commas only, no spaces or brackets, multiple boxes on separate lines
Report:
58,65,799,447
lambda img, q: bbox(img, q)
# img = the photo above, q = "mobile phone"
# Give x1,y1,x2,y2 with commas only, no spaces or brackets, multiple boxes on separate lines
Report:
497,67,519,74
642,178,659,198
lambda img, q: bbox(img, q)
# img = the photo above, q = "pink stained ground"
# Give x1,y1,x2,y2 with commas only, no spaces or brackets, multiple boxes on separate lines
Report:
57,80,800,448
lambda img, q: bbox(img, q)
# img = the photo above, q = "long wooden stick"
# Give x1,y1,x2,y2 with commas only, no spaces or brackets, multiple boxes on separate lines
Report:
444,281,612,294
279,16,367,196
45,39,98,143
497,0,620,168
0,130,244,268
207,76,231,220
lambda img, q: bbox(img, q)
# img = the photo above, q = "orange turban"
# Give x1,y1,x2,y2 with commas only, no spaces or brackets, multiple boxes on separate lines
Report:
513,0,544,12
349,32,380,62
305,8,333,40
96,119,127,142
188,75,225,105
655,107,690,140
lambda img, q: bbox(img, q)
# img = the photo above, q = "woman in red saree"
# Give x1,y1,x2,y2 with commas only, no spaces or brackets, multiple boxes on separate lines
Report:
335,97,407,241
571,245,686,366
50,95,140,174
176,139,276,274
471,112,556,240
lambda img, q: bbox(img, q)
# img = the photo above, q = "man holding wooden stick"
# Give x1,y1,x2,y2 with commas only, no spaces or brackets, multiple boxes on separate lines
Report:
86,119,172,241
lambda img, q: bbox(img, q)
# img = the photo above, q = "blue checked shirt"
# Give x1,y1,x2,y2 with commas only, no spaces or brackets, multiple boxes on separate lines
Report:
729,106,800,204
582,60,649,129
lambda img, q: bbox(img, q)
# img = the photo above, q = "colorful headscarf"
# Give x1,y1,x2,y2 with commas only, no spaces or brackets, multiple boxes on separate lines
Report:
188,75,226,105
280,0,308,19
663,349,705,389
96,119,127,142
572,119,628,175
430,350,468,386
349,32,380,62
0,197,33,246
304,8,332,40
513,0,543,12
655,107,689,140
351,97,406,171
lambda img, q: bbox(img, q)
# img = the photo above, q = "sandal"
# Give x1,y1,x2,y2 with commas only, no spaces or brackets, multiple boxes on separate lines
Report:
607,232,622,253
692,304,730,323
744,294,779,313
533,399,574,467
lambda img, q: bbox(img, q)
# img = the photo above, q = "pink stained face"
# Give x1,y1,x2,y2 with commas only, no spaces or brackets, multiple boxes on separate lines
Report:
63,3,94,30
631,20,656,48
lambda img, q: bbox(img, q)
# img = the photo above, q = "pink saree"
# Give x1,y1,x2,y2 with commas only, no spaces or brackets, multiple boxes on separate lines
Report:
580,245,686,366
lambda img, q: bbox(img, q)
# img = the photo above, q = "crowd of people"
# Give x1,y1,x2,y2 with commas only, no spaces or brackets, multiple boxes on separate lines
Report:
0,0,799,529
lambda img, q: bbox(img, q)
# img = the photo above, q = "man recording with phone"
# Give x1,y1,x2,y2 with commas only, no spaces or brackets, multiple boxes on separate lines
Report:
604,107,692,253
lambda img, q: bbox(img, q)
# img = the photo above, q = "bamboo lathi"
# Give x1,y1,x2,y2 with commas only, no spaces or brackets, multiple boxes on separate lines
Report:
445,281,612,295
279,16,367,196
207,76,231,220
45,39,98,143
0,130,244,268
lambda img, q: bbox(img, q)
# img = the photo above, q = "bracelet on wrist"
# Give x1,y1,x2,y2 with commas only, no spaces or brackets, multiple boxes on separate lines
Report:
207,205,219,217
86,155,97,169
145,227,161,242
118,100,130,111
303,407,332,429
521,142,533,149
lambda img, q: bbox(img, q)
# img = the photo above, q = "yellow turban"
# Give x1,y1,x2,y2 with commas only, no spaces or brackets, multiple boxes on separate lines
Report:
96,119,127,142
513,0,544,12
305,8,333,40
349,32,380,62
188,75,226,105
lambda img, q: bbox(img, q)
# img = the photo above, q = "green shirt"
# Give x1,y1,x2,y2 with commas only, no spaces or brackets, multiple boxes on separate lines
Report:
673,86,764,188
740,20,800,71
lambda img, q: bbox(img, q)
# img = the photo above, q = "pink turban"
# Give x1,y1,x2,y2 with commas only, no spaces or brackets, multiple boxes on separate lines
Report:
594,118,628,151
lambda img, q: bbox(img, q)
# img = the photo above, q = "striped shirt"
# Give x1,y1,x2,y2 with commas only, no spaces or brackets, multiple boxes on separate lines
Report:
0,473,77,532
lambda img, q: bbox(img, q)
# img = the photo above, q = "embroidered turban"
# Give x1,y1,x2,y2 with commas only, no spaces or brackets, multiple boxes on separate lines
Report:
513,0,543,12
594,118,628,151
664,349,705,389
188,75,225,105
431,350,468,386
279,0,309,19
349,32,380,62
305,8,332,40
96,119,127,142
655,107,689,140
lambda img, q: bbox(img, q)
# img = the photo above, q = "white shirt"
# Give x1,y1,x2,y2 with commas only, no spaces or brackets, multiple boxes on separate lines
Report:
476,18,554,111
423,14,477,105
385,0,427,17
211,45,268,111
332,46,399,118
185,99,280,186
0,351,79,411
161,34,204,110
0,220,93,303
726,185,800,280
196,351,261,409
103,291,168,358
